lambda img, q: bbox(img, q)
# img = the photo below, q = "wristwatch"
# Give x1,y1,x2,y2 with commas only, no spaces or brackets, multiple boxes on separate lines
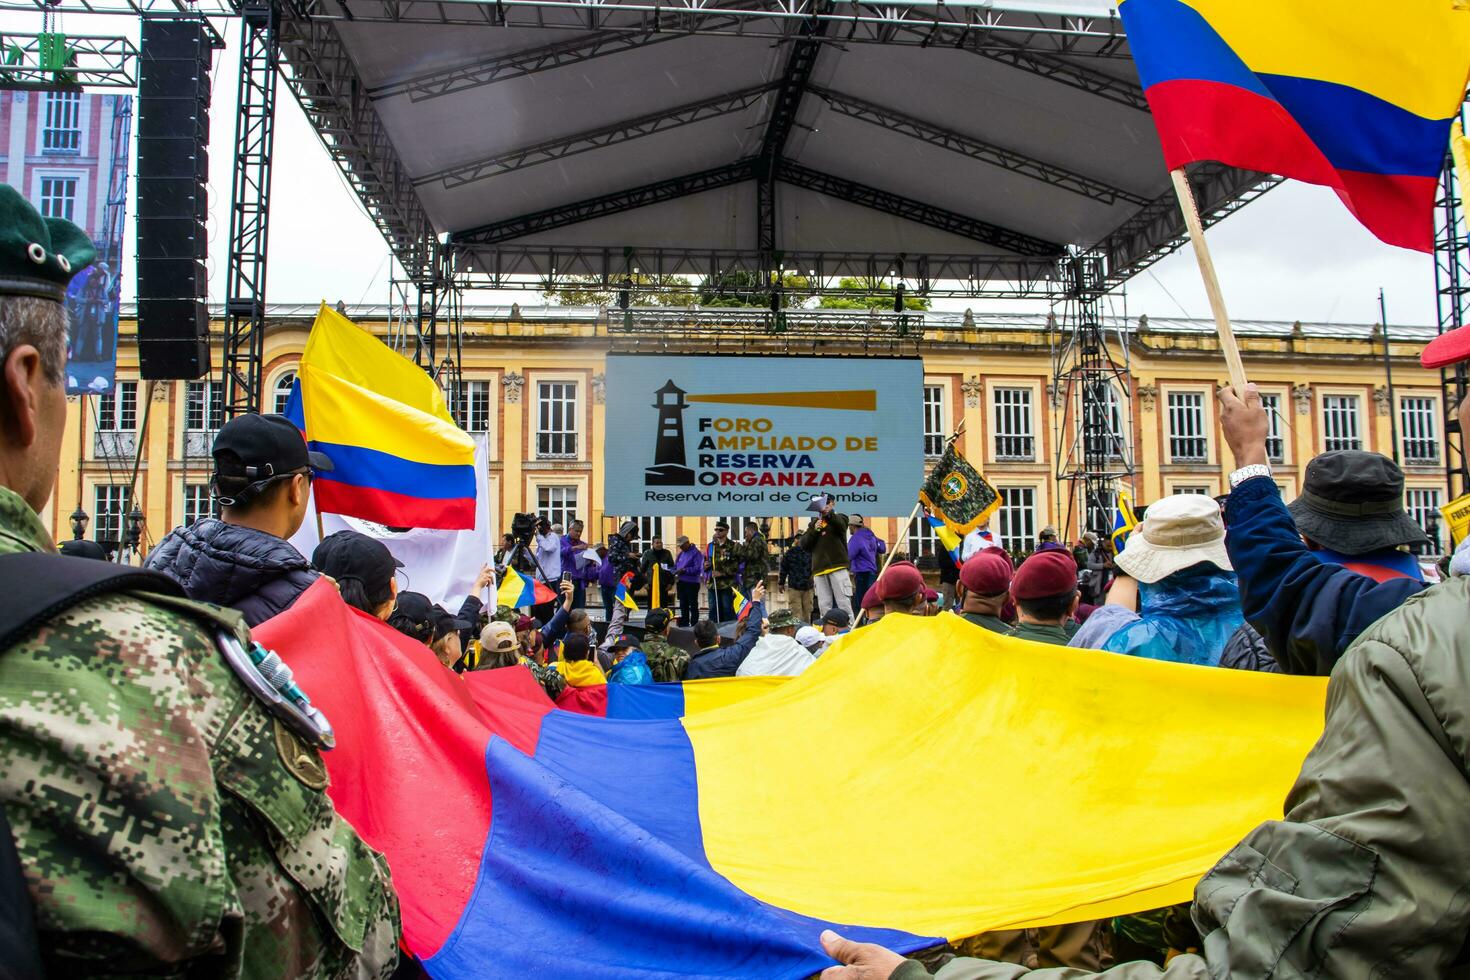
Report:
1228,463,1273,489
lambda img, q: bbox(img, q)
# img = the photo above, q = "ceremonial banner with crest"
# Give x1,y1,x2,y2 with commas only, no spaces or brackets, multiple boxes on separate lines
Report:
919,444,1001,536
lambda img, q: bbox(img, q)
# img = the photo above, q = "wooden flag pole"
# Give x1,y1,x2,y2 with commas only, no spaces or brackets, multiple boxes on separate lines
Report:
1170,168,1249,394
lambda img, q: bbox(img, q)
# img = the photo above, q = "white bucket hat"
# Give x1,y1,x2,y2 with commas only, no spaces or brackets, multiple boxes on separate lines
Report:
1115,494,1232,584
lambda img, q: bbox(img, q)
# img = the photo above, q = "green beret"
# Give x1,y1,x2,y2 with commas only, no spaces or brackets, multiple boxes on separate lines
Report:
0,184,95,303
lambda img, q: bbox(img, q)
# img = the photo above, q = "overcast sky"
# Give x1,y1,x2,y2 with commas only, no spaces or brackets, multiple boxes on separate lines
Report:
10,9,1443,327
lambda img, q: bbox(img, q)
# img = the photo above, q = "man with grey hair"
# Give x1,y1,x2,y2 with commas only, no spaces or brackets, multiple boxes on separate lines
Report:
0,185,400,975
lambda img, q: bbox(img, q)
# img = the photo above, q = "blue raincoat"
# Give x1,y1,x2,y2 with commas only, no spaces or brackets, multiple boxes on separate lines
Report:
608,649,654,685
1100,566,1244,667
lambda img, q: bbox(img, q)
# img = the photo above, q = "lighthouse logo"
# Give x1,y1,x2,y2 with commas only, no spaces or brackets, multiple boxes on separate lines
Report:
646,379,695,486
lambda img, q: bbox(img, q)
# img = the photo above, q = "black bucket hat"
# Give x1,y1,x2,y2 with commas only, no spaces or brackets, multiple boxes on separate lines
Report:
1287,451,1428,554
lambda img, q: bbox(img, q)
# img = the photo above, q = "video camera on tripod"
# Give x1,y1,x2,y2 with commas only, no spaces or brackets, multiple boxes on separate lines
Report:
510,512,550,547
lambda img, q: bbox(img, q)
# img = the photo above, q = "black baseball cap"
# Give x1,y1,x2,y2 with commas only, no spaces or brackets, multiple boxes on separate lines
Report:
212,413,333,503
312,530,403,593
430,604,472,640
392,591,436,631
821,607,851,629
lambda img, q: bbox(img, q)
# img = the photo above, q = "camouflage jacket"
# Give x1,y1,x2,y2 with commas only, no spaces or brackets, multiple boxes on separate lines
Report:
0,486,400,978
642,636,691,683
705,539,740,587
739,533,769,590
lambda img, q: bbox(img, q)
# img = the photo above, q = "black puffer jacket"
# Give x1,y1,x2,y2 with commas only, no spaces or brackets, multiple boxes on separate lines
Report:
1218,622,1280,673
145,518,317,626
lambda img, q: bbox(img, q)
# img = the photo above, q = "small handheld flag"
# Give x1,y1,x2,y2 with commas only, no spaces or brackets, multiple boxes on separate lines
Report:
733,588,751,622
615,572,639,612
925,514,963,569
497,566,556,609
1112,492,1140,555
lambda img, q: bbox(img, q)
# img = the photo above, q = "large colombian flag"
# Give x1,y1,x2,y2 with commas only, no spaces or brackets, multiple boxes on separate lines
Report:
257,580,1327,977
1119,0,1470,252
290,304,476,529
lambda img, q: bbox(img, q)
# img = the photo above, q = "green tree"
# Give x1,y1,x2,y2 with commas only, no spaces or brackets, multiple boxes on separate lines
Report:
817,277,931,311
542,274,698,308
697,270,812,309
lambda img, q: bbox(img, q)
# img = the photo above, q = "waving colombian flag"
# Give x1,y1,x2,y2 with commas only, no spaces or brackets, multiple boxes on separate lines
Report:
614,572,639,611
926,513,963,569
497,565,556,608
257,581,1327,977
1119,0,1470,252
294,304,476,529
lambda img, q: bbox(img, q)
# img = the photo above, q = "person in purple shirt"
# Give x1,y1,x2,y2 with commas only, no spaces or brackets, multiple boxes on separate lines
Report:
674,535,704,627
846,515,887,612
560,519,590,609
595,543,618,623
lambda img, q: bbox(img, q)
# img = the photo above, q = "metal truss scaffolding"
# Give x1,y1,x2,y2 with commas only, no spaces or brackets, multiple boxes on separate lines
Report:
1053,252,1135,537
414,242,465,419
221,2,278,417
1437,101,1470,499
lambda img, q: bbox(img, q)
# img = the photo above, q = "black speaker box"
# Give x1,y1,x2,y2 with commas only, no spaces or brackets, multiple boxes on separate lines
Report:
136,258,206,299
135,218,205,260
134,178,205,220
137,339,210,381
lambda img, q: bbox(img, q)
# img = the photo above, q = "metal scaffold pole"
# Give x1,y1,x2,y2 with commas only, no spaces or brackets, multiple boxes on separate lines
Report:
221,1,279,417
1436,101,1470,500
1053,252,1136,538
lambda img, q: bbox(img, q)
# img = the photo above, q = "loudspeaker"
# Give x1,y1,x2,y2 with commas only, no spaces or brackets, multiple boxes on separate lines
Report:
136,299,210,381
136,17,212,380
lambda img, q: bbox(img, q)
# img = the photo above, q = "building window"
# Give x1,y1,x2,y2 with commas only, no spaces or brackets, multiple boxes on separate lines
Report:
907,514,938,565
38,176,77,221
1322,395,1363,452
1167,391,1207,462
536,381,578,458
718,516,746,543
94,381,137,458
273,371,298,416
451,380,492,432
184,381,224,456
1405,488,1443,555
628,516,666,544
96,381,137,431
1083,382,1127,462
182,483,217,527
185,380,224,431
1260,392,1286,463
1084,486,1116,538
1400,397,1439,463
42,92,81,153
1175,486,1212,495
93,484,128,545
993,387,1034,460
536,485,578,531
997,486,1036,555
923,384,946,458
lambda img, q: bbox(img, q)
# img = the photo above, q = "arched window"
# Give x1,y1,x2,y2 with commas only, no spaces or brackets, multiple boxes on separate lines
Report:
272,370,298,416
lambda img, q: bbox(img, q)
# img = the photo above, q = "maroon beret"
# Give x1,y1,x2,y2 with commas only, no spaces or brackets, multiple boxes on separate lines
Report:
1010,551,1078,601
874,562,926,602
961,550,1013,596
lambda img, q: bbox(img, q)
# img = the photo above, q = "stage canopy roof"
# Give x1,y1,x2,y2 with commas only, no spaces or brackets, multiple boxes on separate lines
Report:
235,1,1286,294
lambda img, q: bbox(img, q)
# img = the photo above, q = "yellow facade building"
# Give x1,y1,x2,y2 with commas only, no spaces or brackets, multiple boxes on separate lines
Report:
48,304,1451,560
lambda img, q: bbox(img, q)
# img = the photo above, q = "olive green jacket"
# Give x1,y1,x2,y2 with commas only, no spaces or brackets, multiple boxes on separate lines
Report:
0,487,400,977
900,576,1470,978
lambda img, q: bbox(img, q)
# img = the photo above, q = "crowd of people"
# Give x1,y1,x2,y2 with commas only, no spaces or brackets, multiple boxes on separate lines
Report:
6,184,1470,977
